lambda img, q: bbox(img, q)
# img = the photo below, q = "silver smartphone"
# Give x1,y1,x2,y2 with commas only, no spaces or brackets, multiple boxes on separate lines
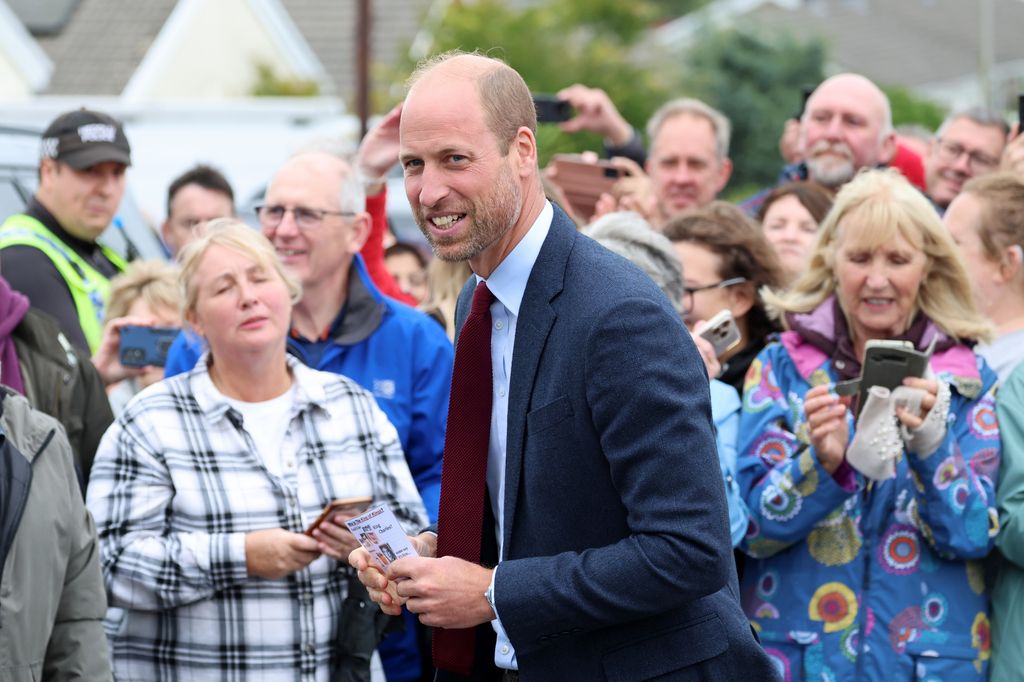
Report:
698,309,742,357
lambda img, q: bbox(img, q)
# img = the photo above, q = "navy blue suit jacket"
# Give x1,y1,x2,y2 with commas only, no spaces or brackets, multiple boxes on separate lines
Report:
441,205,777,681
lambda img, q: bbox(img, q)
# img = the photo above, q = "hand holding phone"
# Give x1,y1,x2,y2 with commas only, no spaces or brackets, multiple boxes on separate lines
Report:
854,340,930,417
118,325,180,368
547,154,625,221
304,495,373,536
697,309,742,357
533,94,574,123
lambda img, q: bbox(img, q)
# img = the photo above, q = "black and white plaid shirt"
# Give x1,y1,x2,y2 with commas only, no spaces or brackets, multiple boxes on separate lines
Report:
86,355,427,681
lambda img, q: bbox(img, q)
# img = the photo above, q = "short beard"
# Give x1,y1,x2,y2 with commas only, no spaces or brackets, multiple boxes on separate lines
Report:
417,161,522,263
805,141,856,188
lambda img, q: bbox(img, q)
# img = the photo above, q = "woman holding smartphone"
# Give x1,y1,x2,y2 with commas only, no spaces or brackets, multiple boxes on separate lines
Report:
662,202,784,394
87,220,427,681
737,170,998,680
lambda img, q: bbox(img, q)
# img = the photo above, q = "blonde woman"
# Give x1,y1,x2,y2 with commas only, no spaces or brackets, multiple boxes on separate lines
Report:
738,170,999,680
87,219,426,681
103,260,182,413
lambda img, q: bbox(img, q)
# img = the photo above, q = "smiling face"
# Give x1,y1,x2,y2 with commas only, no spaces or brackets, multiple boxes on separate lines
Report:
261,155,367,295
925,117,1007,209
833,218,928,349
400,60,537,277
37,159,127,241
761,194,820,281
187,244,292,360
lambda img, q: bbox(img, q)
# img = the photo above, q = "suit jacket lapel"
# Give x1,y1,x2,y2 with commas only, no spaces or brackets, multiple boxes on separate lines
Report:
502,206,575,553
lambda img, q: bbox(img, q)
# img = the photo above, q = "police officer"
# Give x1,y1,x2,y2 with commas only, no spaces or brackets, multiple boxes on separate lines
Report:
0,108,131,353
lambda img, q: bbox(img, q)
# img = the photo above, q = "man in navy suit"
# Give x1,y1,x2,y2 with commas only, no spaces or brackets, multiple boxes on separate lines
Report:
350,52,777,681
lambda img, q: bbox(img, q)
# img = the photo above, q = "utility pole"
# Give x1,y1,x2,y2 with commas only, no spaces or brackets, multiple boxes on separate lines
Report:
357,0,371,139
978,0,994,110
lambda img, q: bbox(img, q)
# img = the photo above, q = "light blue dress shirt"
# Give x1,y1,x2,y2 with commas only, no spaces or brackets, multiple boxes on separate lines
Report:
478,201,553,671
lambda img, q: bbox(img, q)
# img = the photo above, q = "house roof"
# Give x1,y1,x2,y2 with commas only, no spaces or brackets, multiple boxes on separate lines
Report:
25,0,433,101
34,0,175,95
281,0,432,106
658,0,1024,90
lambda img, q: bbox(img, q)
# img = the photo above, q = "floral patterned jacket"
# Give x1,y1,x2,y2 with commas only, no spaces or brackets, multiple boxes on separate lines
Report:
737,327,1000,681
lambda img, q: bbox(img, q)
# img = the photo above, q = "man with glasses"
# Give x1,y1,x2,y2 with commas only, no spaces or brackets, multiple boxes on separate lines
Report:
924,108,1009,214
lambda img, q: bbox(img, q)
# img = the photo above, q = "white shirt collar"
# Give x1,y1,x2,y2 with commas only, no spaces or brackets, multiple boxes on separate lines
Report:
477,201,553,317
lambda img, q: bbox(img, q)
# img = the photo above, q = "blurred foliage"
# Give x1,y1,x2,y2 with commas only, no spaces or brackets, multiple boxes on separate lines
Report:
883,84,947,131
250,62,320,97
680,28,826,191
384,2,948,191
386,0,684,166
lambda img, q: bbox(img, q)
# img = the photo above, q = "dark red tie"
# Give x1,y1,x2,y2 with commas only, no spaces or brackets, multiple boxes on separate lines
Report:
433,281,495,675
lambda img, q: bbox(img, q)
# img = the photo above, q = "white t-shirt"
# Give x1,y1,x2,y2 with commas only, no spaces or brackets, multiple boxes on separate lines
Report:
223,386,295,479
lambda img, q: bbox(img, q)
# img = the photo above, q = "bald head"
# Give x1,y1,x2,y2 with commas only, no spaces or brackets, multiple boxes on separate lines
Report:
400,51,545,275
271,152,364,214
408,52,537,154
799,73,896,188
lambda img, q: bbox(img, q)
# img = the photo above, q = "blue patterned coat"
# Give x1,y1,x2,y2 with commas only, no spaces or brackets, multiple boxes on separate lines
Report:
737,327,1000,681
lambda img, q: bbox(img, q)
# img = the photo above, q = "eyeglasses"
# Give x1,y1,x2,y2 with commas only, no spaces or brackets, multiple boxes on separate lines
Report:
682,277,746,312
934,139,1000,172
255,204,355,230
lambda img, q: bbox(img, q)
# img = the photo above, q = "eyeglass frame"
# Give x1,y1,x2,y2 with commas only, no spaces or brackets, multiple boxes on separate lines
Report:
681,276,747,312
254,204,356,230
933,138,1000,172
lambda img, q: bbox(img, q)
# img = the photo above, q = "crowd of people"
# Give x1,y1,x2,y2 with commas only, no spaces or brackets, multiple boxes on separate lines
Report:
3,48,1024,682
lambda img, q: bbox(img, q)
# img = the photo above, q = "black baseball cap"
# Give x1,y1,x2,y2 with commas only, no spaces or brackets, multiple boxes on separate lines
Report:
40,108,131,169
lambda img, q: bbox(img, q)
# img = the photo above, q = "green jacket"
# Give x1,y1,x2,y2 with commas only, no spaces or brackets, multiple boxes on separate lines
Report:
13,309,113,486
993,363,1024,682
0,389,112,680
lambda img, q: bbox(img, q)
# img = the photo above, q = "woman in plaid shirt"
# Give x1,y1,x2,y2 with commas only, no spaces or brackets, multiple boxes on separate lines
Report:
86,220,428,681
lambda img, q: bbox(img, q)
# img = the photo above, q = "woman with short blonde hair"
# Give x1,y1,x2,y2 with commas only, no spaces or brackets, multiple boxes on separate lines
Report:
87,218,426,680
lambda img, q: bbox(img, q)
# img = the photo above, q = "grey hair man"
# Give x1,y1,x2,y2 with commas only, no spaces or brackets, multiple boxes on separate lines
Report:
924,108,1009,211
645,98,733,222
799,73,896,188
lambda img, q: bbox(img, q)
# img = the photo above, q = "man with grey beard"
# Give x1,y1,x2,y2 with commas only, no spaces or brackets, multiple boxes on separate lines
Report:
741,73,895,215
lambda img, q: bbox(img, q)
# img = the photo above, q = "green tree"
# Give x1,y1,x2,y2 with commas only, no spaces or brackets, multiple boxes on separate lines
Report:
883,84,946,131
250,62,319,97
680,27,826,193
390,0,682,165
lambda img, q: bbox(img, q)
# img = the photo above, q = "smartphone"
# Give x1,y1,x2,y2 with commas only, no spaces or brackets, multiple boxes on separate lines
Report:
304,495,374,535
118,325,180,368
856,339,930,415
794,84,816,120
1018,94,1024,136
533,94,574,123
698,309,741,357
548,154,623,221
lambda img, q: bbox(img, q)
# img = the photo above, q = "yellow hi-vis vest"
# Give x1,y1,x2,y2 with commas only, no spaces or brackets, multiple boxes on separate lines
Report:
0,213,128,352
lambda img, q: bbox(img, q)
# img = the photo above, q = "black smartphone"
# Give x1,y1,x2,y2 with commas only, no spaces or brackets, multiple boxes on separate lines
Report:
856,340,930,416
1018,94,1024,136
793,85,816,120
119,325,180,368
533,94,574,123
